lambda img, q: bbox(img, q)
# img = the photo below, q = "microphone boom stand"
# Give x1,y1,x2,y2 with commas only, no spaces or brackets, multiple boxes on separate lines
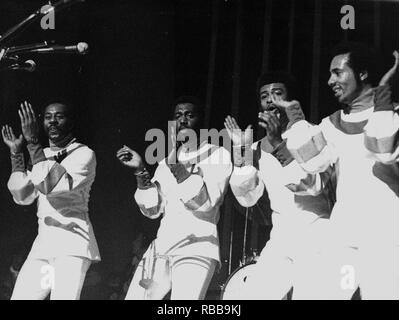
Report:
0,0,85,46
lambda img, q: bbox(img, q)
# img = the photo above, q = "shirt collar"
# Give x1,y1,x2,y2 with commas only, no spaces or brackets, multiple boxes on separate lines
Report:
49,135,76,151
345,87,374,113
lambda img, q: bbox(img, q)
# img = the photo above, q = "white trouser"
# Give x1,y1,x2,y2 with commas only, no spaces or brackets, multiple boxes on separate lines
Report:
125,245,217,300
240,237,294,300
358,244,399,300
234,216,357,300
11,256,91,300
292,245,359,300
292,244,399,300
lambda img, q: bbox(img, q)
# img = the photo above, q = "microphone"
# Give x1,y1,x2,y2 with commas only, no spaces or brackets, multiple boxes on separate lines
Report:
7,60,36,72
33,42,89,55
11,42,89,55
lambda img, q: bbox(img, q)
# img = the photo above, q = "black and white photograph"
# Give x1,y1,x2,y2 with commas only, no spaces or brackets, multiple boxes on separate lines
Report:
0,0,399,307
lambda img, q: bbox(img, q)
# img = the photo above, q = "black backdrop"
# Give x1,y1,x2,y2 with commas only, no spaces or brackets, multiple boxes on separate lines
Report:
0,0,176,278
0,0,398,298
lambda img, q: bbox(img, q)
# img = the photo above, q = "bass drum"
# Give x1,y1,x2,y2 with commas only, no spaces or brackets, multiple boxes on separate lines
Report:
220,262,258,300
220,260,291,300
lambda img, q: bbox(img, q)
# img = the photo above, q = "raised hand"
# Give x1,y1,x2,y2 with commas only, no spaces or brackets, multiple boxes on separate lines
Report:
269,94,299,110
224,115,253,146
2,125,24,154
379,50,399,86
258,111,283,148
116,145,145,173
270,95,305,128
18,101,39,144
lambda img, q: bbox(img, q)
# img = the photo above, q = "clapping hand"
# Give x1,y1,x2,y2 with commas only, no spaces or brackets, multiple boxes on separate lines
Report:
18,101,39,144
224,116,253,146
2,125,24,154
258,110,283,148
379,50,399,86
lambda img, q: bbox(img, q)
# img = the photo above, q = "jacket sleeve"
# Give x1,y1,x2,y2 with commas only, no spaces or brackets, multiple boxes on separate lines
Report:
229,165,265,208
175,147,232,212
263,138,325,196
134,166,165,220
228,143,265,207
364,85,399,164
284,119,338,175
7,152,38,205
279,158,324,196
27,143,96,196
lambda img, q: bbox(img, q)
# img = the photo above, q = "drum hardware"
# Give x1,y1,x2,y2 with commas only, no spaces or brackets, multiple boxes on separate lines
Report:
221,207,261,299
220,262,258,299
244,248,259,265
241,207,250,265
220,205,291,300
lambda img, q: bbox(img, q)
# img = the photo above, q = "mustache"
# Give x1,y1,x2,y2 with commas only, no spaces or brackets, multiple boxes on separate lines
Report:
47,126,63,133
177,124,189,130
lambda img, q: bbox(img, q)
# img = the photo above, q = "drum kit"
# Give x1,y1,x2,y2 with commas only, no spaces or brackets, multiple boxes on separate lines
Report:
219,206,262,300
219,207,291,300
220,249,292,300
220,249,260,300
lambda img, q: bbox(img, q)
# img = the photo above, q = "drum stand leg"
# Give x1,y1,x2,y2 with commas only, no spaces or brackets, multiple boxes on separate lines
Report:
240,207,250,266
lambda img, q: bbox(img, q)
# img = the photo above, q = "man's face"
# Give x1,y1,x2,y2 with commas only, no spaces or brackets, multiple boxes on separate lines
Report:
259,82,289,130
43,103,73,143
259,82,288,113
173,103,201,135
328,53,362,104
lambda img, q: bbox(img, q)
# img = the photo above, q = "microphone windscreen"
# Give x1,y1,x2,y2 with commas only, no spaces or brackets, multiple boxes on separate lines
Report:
77,42,89,55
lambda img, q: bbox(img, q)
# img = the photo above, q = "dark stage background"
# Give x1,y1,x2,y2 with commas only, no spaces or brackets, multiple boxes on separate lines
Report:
0,0,398,299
